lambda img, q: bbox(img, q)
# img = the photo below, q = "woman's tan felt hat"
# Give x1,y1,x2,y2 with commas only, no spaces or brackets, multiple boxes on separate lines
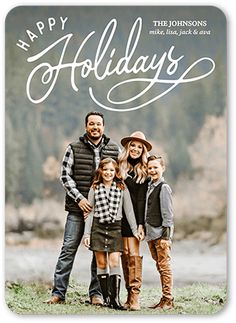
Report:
121,131,152,151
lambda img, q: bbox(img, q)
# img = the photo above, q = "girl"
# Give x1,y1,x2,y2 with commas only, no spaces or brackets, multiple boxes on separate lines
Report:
118,131,152,310
83,158,139,310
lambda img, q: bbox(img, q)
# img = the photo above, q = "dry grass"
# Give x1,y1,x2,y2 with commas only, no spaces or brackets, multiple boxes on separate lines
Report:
5,280,226,315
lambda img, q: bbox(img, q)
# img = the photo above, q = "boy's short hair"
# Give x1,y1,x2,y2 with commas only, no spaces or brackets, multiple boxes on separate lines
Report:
147,155,165,167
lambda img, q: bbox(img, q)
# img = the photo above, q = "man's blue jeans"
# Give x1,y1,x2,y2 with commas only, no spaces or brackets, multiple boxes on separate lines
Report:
52,213,102,300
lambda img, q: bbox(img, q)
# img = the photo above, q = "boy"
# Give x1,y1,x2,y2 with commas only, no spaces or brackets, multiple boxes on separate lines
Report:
145,155,174,310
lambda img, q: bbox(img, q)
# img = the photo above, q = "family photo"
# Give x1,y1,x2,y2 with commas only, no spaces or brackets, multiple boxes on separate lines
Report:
5,5,227,315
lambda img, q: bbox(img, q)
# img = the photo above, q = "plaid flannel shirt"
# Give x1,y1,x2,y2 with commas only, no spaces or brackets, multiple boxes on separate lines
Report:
60,139,103,202
94,182,122,223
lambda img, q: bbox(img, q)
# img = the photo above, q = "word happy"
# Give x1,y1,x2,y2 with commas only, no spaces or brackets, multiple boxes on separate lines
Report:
16,17,68,51
17,17,215,112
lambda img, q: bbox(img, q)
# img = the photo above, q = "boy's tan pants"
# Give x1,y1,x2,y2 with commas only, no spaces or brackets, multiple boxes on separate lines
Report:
147,239,173,299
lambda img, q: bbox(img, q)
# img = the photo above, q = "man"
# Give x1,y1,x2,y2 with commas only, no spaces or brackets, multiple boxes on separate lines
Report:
46,111,120,305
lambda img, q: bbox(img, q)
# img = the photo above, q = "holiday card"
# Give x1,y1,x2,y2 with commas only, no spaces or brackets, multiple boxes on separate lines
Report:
5,5,227,315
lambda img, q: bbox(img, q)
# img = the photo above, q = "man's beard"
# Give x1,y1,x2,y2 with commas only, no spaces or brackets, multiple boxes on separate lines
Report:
87,131,102,141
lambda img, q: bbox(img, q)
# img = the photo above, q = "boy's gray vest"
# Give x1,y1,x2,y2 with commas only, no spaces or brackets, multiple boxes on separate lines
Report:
145,182,165,227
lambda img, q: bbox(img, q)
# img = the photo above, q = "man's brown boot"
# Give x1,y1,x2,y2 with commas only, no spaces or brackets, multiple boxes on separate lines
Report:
90,295,104,305
44,295,65,304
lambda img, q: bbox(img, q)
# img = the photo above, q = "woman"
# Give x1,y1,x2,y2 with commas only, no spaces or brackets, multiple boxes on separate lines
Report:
118,131,152,310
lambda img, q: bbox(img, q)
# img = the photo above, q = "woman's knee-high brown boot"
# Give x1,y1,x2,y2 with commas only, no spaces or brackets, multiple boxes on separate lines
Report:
121,254,131,309
128,256,143,311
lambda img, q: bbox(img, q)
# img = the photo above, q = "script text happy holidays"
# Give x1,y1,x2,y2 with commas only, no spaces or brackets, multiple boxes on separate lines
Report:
15,16,215,112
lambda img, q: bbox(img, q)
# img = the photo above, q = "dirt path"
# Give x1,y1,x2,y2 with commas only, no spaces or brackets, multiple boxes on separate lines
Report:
5,239,226,287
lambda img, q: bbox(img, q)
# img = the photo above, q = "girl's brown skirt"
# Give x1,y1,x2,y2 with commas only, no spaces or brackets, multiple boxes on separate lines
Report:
90,217,123,252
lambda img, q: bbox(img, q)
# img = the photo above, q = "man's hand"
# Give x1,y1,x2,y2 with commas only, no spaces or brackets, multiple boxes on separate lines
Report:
78,198,92,213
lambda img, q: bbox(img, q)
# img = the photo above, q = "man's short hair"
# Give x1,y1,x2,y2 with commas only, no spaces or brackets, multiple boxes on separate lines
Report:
85,111,104,125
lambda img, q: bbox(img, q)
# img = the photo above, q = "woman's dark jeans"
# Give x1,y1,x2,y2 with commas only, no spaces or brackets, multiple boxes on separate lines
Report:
52,213,102,300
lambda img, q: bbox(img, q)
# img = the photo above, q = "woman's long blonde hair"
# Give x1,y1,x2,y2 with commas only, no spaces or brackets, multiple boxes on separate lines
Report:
118,141,148,184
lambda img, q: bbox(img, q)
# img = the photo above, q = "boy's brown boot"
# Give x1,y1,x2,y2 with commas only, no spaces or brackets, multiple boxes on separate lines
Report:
149,296,174,310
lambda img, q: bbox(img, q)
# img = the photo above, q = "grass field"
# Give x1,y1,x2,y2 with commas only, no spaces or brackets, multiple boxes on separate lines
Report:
5,280,226,315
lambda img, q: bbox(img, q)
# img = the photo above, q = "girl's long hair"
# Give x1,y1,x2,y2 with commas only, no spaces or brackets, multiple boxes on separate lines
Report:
118,141,148,184
92,157,125,190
